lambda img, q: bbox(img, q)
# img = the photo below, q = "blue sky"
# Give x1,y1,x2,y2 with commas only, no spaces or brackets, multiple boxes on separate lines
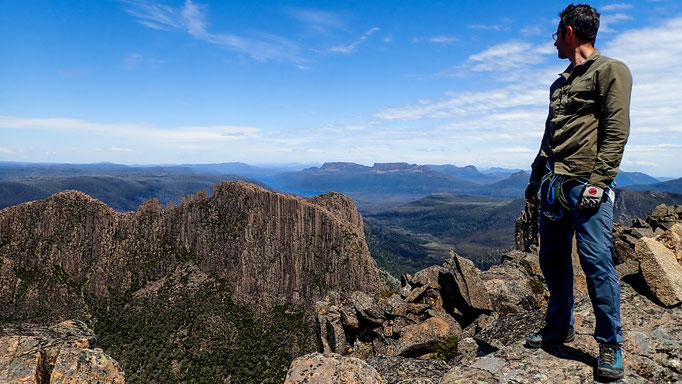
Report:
1,0,681,177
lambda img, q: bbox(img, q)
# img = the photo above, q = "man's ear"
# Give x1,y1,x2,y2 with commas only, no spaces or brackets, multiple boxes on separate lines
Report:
566,26,574,39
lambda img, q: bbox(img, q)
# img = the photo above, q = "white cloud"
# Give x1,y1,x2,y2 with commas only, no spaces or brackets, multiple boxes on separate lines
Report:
600,3,634,12
0,116,262,143
122,0,301,62
448,40,556,74
362,16,682,174
0,146,13,154
429,35,458,44
110,147,134,152
329,27,380,54
468,24,509,31
286,8,344,33
122,53,143,70
600,13,633,33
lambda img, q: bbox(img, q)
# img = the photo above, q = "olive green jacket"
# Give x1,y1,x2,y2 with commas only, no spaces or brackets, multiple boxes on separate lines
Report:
530,49,632,189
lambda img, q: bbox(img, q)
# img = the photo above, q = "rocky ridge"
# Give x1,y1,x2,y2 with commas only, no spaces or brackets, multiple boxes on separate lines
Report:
0,181,388,382
0,181,387,321
286,204,682,383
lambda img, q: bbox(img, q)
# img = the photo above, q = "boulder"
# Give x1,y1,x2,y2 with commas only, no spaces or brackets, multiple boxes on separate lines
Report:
0,336,43,384
457,337,479,361
0,321,124,384
326,306,348,354
411,266,442,289
635,237,682,307
315,301,333,353
442,251,493,313
284,353,382,384
50,347,125,384
352,291,384,324
367,355,449,384
395,317,458,357
656,223,682,265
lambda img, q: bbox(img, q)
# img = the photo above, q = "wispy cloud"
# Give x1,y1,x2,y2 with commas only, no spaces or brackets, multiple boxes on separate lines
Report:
0,116,262,143
600,13,633,33
110,147,134,152
122,0,301,62
329,27,380,54
600,3,634,12
429,35,458,44
438,40,555,77
286,8,344,33
468,24,510,31
0,147,13,154
366,15,682,173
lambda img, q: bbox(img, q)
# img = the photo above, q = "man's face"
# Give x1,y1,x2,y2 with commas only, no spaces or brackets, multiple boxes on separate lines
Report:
554,27,568,59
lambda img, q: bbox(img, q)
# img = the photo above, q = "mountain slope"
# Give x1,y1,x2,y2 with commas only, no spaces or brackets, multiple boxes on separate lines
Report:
0,182,387,383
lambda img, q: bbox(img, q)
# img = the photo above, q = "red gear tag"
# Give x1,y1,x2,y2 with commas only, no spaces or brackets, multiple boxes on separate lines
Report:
588,188,597,195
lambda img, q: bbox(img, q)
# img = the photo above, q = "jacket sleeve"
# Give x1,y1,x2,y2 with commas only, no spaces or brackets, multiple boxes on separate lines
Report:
589,61,632,188
529,107,551,184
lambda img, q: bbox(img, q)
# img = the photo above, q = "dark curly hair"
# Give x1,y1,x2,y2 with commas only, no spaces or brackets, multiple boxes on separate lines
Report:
558,4,600,46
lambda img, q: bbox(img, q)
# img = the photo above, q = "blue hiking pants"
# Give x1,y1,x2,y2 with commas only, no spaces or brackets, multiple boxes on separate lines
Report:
539,177,624,344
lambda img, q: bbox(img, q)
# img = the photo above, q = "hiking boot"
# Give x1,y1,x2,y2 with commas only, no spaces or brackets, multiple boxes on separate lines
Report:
597,343,624,379
525,326,575,348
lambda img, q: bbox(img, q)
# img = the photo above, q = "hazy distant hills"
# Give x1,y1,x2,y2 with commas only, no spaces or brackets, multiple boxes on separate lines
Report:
272,162,477,196
0,174,270,212
615,171,662,187
626,177,682,194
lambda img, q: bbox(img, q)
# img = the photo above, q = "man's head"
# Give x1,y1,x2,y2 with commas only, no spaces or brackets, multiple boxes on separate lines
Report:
557,4,600,46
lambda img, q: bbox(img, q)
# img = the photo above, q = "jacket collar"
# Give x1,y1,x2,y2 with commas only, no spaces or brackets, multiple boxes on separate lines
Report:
560,48,600,79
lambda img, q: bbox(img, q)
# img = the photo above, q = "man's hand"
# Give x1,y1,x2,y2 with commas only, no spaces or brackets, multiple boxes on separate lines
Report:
525,182,540,205
578,184,604,209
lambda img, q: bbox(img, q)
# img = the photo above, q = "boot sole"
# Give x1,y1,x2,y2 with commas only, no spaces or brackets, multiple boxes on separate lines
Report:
597,366,624,379
526,331,575,348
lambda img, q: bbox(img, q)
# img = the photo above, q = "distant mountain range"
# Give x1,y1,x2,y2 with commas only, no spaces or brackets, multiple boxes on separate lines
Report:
1,161,679,211
0,174,270,212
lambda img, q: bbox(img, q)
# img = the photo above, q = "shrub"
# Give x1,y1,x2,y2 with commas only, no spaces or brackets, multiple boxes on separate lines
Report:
434,335,461,361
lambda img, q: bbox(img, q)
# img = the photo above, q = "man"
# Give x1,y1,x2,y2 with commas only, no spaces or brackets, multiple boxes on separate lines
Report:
524,3,632,380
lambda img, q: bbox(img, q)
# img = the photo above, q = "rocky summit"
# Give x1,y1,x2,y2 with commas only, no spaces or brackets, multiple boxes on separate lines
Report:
286,204,682,383
0,181,388,383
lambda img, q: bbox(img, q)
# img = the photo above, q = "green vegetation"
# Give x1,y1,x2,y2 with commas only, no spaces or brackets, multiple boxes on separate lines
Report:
53,264,87,293
380,289,400,299
90,273,312,384
363,194,525,274
528,277,545,295
434,335,461,361
14,267,42,303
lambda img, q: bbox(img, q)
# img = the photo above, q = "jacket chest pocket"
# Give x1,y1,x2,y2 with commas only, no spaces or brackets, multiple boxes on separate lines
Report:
564,81,596,115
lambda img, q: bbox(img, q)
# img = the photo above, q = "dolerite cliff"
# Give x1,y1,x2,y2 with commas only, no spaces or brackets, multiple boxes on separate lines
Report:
0,181,388,383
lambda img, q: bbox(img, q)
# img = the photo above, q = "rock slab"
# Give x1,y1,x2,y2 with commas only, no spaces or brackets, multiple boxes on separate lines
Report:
0,320,125,384
284,352,382,384
635,237,682,307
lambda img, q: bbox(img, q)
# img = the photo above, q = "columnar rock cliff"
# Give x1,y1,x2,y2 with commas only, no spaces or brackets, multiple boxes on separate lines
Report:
0,181,387,322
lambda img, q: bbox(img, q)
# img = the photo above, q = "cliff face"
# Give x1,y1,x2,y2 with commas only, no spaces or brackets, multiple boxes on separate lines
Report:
0,181,387,322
